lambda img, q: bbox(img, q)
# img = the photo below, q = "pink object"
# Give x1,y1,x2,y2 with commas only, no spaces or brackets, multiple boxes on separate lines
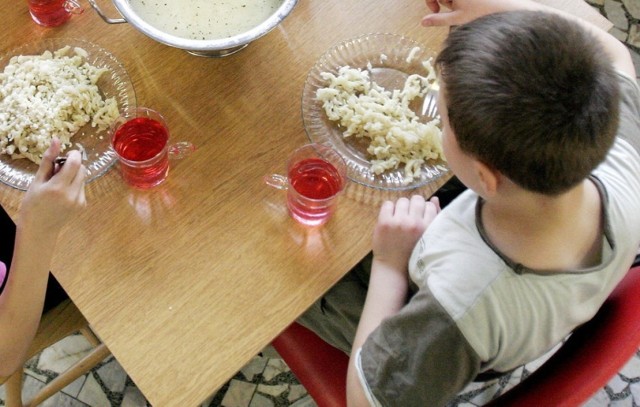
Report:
0,261,6,288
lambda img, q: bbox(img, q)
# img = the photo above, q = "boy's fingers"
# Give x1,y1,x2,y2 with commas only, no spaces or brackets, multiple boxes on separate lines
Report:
409,195,427,218
425,0,440,13
394,197,410,216
378,200,395,221
422,10,463,27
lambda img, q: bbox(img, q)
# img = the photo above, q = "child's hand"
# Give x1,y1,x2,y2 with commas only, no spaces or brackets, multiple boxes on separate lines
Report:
372,195,440,273
18,138,87,238
422,0,527,27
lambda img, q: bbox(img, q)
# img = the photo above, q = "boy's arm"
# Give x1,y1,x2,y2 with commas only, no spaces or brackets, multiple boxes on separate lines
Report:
347,258,410,406
422,0,635,78
347,196,440,406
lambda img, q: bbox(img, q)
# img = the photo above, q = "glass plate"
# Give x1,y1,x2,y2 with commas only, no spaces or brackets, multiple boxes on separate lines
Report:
0,38,136,190
302,33,449,191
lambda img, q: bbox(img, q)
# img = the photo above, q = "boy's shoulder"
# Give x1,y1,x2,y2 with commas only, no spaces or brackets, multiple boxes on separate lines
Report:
410,191,509,308
612,71,640,156
413,189,499,274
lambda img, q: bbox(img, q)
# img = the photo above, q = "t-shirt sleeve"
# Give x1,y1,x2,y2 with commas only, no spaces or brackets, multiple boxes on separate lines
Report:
357,287,482,407
616,72,640,155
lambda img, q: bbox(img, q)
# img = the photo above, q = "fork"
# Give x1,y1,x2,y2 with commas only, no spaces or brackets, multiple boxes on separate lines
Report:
422,88,439,120
54,148,88,166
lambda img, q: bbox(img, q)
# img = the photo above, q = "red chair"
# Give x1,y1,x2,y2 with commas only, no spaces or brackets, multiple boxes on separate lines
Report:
272,265,640,407
272,322,349,407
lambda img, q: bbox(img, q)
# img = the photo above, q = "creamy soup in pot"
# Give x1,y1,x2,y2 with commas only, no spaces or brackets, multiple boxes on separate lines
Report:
129,0,284,40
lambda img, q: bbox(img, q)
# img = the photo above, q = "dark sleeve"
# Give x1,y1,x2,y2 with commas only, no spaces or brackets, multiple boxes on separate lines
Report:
616,73,640,155
358,287,482,407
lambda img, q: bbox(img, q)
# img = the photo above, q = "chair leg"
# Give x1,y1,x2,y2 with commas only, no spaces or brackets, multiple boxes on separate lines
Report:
4,369,23,407
22,344,110,407
79,326,101,347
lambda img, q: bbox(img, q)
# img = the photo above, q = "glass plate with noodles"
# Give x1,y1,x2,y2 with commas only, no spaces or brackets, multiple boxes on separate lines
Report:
0,38,136,190
302,33,449,191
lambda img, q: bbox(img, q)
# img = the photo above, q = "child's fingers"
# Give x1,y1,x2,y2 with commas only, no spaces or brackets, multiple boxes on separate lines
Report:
425,0,441,13
34,139,61,183
54,150,83,185
430,196,441,211
70,163,87,191
394,197,411,216
409,195,427,218
422,9,463,27
74,173,87,206
378,200,395,222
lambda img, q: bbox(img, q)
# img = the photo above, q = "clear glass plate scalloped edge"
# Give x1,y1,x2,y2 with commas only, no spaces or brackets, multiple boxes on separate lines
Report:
0,38,136,190
302,33,449,191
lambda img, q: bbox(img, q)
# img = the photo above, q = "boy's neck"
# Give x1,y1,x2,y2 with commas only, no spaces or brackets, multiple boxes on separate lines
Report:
480,179,604,271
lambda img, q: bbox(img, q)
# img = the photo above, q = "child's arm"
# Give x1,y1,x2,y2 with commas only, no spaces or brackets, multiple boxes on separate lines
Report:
347,195,440,406
0,139,87,376
422,0,635,78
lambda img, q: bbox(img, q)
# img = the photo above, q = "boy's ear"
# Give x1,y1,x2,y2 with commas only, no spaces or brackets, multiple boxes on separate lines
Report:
473,160,500,197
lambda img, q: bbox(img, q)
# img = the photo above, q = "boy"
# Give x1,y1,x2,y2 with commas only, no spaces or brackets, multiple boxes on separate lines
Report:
299,0,640,405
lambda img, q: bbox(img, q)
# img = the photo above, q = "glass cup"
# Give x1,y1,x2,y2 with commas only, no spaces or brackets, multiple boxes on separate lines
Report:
264,144,347,226
110,107,194,189
27,0,83,27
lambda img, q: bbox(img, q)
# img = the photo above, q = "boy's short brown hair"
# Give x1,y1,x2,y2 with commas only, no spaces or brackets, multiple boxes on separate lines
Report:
435,10,620,195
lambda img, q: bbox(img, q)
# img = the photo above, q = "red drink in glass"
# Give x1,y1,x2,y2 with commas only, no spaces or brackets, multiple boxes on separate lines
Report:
287,156,345,226
112,115,170,189
27,0,71,27
264,144,347,226
290,158,343,199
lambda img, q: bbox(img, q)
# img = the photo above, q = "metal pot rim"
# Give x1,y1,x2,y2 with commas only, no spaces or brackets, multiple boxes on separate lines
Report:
111,0,298,52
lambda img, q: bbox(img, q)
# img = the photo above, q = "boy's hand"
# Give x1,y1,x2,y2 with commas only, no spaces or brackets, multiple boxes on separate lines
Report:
422,0,528,27
372,195,441,273
423,0,635,76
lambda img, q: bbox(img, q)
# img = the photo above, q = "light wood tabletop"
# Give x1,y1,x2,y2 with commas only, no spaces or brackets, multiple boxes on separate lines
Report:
0,0,450,405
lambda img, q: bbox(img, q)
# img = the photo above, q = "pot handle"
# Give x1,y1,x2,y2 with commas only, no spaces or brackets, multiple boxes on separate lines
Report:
86,0,126,24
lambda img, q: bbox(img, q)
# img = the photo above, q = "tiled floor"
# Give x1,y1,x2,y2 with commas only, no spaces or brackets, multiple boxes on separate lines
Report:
0,333,316,407
2,1,640,406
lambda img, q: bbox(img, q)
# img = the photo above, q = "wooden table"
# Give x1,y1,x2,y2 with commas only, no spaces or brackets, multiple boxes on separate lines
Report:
0,1,449,405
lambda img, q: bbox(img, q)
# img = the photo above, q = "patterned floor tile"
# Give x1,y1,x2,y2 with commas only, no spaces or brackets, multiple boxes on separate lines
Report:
249,393,275,407
221,380,257,407
76,374,113,407
36,335,93,374
288,396,317,407
120,386,149,407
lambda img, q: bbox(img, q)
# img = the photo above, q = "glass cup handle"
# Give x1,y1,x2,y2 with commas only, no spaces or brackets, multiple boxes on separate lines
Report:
263,174,289,190
64,0,84,14
168,142,195,160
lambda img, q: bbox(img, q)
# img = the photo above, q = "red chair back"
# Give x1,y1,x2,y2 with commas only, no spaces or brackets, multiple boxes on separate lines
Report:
486,264,640,406
272,322,349,407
